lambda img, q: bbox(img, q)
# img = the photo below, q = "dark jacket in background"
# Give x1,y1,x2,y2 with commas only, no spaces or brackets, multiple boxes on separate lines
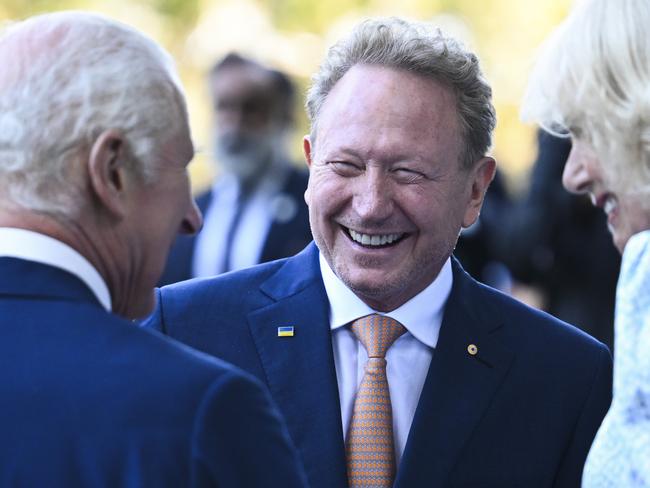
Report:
502,131,620,349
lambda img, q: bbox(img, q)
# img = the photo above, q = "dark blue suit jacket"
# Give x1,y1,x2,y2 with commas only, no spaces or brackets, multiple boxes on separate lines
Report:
158,167,311,286
0,257,307,487
144,243,613,488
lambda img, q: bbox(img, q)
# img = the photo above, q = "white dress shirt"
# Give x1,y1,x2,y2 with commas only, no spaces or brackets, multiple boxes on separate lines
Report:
319,253,452,464
0,227,111,311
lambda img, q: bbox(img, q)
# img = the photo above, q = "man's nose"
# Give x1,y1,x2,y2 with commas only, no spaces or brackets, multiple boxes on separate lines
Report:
180,199,203,235
562,145,591,194
353,171,394,222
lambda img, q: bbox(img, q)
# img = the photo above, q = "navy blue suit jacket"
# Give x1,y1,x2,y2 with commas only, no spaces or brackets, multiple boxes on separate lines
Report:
159,167,311,286
144,243,613,487
0,257,307,487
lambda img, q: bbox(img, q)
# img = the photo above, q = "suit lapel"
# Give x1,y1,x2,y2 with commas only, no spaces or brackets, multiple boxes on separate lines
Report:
246,244,348,488
395,260,515,487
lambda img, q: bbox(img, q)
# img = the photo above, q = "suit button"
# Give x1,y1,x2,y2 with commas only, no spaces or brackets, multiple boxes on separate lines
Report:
467,344,478,355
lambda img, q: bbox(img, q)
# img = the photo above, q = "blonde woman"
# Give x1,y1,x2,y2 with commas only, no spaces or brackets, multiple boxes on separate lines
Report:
522,0,650,485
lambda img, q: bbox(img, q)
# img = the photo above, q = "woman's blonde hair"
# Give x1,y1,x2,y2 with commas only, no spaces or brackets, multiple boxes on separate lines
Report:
522,0,650,199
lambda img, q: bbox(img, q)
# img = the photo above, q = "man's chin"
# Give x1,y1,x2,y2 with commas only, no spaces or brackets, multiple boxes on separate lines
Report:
339,270,407,310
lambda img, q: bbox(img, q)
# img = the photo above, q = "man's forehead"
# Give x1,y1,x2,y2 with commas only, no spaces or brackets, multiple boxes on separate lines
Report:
319,65,459,130
313,64,463,163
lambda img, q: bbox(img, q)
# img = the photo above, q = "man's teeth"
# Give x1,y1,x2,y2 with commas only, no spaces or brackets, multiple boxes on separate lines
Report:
349,229,403,246
604,197,616,214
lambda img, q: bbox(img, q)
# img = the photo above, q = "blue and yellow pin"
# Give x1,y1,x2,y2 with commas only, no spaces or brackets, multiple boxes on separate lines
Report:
277,326,295,337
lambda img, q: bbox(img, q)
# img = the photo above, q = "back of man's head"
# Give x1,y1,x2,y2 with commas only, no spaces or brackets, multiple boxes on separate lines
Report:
0,11,186,216
0,11,201,319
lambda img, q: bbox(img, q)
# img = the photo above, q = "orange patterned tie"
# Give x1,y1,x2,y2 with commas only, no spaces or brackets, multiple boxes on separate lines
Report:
346,314,407,488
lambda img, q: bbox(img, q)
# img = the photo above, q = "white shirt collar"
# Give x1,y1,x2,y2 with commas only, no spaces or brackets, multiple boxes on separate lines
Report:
0,227,112,311
319,253,452,348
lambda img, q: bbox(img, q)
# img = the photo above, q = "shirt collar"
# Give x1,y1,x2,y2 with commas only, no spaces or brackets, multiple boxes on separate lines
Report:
319,253,452,348
0,227,112,311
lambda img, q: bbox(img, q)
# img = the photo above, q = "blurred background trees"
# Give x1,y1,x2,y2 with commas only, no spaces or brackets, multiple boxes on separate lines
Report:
0,0,572,192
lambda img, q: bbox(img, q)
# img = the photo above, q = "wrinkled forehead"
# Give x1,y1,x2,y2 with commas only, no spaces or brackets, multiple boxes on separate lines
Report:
314,65,463,155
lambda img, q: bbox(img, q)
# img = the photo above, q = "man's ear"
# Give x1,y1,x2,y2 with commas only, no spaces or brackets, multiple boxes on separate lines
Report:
303,135,313,168
87,130,129,219
462,156,497,228
303,135,313,206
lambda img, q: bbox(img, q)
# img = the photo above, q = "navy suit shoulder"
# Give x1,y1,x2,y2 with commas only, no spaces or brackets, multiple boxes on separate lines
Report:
150,254,309,379
471,270,609,352
145,245,347,488
1,258,307,487
411,261,612,487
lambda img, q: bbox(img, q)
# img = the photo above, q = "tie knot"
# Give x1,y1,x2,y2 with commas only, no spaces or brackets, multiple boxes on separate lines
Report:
350,314,407,358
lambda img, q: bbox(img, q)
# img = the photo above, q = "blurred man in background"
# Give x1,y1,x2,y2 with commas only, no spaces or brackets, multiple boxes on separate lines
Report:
0,12,306,486
159,53,311,285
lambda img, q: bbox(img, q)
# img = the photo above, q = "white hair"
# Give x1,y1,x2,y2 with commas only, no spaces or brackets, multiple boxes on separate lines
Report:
0,11,188,216
522,0,650,198
306,17,495,169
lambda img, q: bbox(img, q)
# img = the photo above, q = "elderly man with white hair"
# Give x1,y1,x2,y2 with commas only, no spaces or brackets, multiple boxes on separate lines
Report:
0,11,306,487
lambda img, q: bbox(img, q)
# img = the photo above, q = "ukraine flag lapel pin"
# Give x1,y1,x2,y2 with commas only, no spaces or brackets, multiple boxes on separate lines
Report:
277,326,295,337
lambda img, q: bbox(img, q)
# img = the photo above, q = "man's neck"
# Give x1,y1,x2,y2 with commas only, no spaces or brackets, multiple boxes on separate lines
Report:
0,224,112,311
0,207,118,312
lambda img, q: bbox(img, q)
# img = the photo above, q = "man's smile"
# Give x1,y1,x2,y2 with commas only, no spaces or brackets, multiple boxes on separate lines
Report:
341,225,408,248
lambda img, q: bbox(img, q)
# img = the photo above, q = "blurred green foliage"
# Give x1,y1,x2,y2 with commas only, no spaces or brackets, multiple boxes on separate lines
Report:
145,0,200,29
0,0,573,186
267,0,372,32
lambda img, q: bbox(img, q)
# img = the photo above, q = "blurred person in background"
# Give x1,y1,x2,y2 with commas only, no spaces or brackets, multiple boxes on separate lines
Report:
502,130,620,350
0,11,306,487
523,0,650,484
159,53,311,285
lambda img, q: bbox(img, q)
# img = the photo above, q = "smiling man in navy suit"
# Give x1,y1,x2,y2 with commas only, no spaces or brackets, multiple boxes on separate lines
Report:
0,11,306,487
144,17,612,487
